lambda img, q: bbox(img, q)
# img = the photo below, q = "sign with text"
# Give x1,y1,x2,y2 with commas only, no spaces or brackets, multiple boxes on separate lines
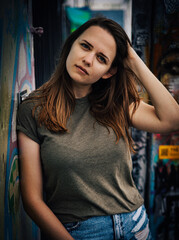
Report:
159,145,179,160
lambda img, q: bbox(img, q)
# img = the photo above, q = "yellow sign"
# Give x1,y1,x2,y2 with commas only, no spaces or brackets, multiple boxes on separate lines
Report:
159,145,179,159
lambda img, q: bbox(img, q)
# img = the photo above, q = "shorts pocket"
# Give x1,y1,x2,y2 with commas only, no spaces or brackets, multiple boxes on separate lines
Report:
131,205,149,232
131,205,151,239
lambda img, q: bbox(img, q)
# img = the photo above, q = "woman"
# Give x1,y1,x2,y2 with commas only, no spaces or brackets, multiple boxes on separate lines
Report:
17,17,179,240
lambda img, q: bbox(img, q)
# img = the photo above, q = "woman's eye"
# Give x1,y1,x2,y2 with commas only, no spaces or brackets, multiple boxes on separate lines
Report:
81,43,90,49
98,55,106,64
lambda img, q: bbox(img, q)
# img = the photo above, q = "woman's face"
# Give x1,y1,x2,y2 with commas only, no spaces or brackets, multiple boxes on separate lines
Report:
66,26,116,97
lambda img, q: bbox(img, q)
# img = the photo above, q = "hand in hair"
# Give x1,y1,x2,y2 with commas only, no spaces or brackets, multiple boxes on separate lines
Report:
124,43,140,69
127,43,179,133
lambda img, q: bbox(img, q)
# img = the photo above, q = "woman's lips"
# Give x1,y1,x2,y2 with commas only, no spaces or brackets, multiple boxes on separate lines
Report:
75,65,89,75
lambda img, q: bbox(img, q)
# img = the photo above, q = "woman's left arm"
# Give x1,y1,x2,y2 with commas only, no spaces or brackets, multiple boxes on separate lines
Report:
127,45,179,133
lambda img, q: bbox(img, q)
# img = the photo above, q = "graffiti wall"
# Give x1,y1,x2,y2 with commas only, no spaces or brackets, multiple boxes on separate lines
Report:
0,0,39,239
131,2,179,239
131,0,152,200
148,1,179,239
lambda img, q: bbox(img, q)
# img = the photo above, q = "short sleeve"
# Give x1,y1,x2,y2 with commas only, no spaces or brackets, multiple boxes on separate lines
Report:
16,100,41,144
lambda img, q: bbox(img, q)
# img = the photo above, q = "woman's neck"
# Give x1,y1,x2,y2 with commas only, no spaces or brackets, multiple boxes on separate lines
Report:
73,85,91,99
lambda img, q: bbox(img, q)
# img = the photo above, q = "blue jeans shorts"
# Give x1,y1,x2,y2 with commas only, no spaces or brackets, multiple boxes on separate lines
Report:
63,205,152,240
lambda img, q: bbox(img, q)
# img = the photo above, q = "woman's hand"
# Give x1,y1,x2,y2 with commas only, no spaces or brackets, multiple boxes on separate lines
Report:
124,43,140,69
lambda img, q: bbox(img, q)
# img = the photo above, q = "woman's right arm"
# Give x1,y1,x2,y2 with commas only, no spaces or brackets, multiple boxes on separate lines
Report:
18,132,74,240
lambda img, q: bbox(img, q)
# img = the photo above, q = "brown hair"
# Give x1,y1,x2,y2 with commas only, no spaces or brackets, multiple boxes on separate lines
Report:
26,17,140,150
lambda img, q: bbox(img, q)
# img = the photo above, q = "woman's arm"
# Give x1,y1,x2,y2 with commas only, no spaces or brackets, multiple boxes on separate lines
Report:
18,132,74,240
127,45,179,133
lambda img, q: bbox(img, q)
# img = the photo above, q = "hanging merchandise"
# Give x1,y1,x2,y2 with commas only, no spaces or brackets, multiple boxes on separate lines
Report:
65,6,91,32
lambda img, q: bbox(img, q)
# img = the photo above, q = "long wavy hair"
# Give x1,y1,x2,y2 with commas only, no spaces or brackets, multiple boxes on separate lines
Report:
26,17,141,150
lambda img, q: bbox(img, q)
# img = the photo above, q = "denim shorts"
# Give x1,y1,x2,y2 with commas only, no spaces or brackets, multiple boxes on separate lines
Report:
63,205,152,240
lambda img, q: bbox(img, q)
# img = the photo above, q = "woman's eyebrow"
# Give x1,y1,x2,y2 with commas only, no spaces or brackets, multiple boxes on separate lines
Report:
82,39,93,48
82,39,110,62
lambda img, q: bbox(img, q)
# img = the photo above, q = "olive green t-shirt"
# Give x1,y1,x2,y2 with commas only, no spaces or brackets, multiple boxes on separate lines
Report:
17,95,144,223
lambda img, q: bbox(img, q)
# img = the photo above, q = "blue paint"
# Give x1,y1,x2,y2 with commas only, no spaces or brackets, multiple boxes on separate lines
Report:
23,20,32,76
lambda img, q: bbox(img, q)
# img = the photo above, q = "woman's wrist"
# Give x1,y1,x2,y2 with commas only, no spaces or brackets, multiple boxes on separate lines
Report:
125,46,141,70
126,47,150,80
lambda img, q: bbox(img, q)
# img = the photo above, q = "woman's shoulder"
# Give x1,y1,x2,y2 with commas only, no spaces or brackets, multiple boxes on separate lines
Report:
16,90,42,142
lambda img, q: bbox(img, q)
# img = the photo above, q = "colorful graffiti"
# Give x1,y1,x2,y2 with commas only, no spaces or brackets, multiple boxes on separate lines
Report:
131,129,147,198
0,0,39,239
148,1,179,239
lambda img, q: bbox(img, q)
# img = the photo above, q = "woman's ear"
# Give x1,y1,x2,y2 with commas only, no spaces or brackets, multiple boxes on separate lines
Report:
101,67,117,79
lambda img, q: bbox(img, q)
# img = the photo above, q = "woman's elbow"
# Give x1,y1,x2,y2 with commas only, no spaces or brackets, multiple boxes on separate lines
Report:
161,120,179,134
21,193,43,219
20,185,43,215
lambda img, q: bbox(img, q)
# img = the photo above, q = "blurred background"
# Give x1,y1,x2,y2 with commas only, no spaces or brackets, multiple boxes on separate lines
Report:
0,0,178,239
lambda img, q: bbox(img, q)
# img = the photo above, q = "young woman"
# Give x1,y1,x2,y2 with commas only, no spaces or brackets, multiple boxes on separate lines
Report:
17,17,179,240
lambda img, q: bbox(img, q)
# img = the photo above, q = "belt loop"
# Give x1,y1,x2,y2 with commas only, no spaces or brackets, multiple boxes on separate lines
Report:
112,214,122,240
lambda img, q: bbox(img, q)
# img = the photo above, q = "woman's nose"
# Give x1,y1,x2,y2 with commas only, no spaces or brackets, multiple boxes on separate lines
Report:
82,53,94,67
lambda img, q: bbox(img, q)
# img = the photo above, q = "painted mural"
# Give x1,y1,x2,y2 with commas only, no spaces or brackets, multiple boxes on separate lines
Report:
0,0,39,239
